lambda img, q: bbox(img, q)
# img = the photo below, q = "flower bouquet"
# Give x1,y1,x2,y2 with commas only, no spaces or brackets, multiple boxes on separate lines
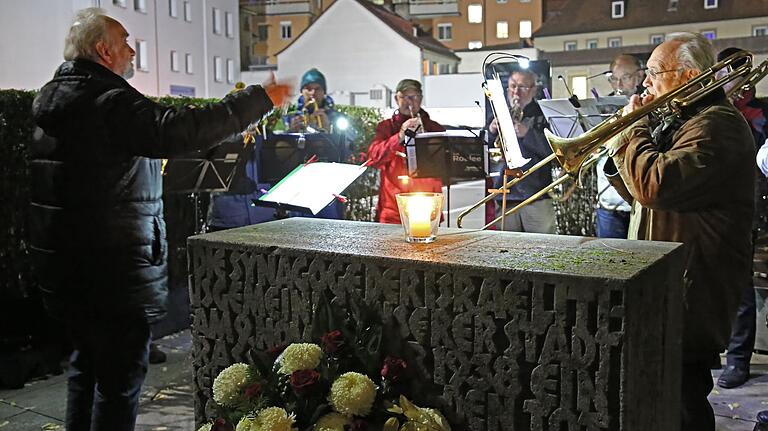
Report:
198,293,451,431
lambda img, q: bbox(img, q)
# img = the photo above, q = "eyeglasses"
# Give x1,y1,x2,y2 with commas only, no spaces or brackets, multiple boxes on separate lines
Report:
608,71,641,84
645,67,683,79
398,94,422,102
508,84,533,91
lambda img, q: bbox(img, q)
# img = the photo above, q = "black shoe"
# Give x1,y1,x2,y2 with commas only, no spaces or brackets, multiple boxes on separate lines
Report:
754,410,768,430
148,343,167,364
717,365,749,389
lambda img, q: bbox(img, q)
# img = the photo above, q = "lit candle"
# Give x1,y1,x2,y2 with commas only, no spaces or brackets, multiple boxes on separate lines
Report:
407,195,433,238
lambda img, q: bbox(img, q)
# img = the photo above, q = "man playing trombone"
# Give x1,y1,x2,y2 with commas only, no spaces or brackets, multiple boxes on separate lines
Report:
604,32,754,431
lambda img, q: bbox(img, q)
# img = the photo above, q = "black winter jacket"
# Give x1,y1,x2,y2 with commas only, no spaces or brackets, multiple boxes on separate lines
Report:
30,59,273,321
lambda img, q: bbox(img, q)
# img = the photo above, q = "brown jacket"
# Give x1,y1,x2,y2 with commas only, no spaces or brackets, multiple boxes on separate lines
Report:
609,94,754,363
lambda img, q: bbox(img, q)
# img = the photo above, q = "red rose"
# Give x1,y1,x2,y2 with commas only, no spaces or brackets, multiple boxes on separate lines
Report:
345,419,368,431
211,418,234,431
320,330,345,354
381,356,407,381
290,369,321,396
268,343,289,358
244,383,262,399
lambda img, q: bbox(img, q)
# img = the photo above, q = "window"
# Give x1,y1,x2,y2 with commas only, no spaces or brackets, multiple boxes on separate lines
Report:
468,41,483,50
520,0,530,2
185,53,193,74
586,39,598,49
184,1,192,21
225,12,234,38
667,0,678,11
213,8,222,34
704,0,717,9
608,37,622,47
701,29,716,40
170,50,179,72
113,0,126,7
496,21,509,39
258,24,269,41
280,21,292,39
611,1,624,18
650,34,664,45
571,76,587,100
214,56,223,82
519,20,532,38
564,40,577,51
497,0,507,4
437,23,452,41
136,40,148,71
439,63,451,74
226,59,235,83
134,0,146,12
169,0,178,17
468,4,482,24
754,25,768,37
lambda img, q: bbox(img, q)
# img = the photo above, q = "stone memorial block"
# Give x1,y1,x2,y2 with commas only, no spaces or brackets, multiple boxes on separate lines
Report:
188,218,684,430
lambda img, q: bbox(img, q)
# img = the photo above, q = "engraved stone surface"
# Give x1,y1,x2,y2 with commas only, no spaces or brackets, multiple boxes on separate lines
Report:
188,218,684,431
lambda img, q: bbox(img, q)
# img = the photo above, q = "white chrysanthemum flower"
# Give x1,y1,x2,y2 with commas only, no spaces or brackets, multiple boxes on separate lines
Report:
212,363,252,407
236,407,296,431
313,412,350,431
278,343,322,374
328,372,377,417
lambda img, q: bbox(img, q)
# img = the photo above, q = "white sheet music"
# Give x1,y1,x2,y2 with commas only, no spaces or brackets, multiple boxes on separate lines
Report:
538,96,628,138
486,78,530,169
259,162,367,214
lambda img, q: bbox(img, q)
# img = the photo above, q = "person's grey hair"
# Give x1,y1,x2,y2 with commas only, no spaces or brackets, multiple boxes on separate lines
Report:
63,8,115,62
666,32,715,72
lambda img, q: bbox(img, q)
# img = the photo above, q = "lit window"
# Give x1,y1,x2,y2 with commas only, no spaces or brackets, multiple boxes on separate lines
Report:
608,37,622,48
519,20,532,38
225,12,234,38
280,21,292,39
754,26,768,37
214,56,223,82
169,0,178,17
213,8,222,34
468,4,482,24
571,76,587,99
170,50,179,72
437,23,452,41
184,1,192,21
468,41,483,50
136,40,148,71
114,0,127,7
650,34,664,45
185,54,193,74
134,0,146,12
586,39,598,49
611,1,624,18
704,0,717,9
701,30,716,40
496,21,509,39
227,59,235,84
564,41,577,51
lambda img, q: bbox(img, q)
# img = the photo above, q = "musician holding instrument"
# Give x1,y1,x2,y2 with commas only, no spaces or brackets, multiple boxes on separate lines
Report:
287,68,338,132
604,33,754,431
594,54,645,238
715,47,768,390
488,70,555,233
367,79,444,224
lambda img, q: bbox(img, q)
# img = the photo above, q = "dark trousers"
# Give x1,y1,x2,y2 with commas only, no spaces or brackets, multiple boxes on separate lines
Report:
595,207,630,239
66,311,151,431
726,283,757,369
681,361,715,431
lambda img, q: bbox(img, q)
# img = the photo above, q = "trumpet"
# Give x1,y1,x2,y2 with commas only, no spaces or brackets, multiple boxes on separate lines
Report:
409,105,423,132
457,50,756,229
302,97,324,131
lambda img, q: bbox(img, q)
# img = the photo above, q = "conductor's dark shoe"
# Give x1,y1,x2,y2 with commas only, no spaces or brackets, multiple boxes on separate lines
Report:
717,365,749,389
148,343,167,364
754,410,768,430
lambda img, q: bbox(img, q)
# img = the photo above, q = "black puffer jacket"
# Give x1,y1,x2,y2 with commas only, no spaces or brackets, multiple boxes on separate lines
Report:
30,59,273,321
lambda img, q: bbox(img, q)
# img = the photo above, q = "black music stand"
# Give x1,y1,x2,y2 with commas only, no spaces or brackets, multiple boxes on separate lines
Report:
259,132,345,184
405,130,488,227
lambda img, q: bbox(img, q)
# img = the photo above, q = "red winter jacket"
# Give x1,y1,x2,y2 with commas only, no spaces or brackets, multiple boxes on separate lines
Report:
367,110,444,224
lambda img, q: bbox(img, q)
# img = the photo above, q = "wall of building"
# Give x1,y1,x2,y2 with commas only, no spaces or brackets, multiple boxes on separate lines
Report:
455,46,537,73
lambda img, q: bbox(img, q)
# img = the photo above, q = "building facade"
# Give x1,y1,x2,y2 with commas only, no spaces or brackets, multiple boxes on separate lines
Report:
0,0,240,98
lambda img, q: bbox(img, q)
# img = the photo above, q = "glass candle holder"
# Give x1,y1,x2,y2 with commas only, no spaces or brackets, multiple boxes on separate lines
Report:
395,192,443,243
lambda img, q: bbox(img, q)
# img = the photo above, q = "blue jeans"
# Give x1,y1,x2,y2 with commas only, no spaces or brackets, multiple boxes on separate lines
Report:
596,207,630,239
66,310,151,431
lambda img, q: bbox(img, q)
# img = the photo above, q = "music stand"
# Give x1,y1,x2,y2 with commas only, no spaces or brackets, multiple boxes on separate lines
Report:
259,132,345,184
405,129,488,227
538,96,628,138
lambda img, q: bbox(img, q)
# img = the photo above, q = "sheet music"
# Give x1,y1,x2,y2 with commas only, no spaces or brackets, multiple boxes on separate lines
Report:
259,162,367,214
538,96,628,138
486,78,530,169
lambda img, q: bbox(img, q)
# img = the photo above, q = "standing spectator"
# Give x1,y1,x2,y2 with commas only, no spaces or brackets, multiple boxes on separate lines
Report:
367,79,444,224
29,8,274,430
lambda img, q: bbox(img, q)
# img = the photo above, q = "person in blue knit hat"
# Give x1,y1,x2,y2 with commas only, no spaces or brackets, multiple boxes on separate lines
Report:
287,68,339,132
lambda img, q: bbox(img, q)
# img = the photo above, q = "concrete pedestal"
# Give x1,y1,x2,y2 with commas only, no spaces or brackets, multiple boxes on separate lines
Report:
188,218,684,430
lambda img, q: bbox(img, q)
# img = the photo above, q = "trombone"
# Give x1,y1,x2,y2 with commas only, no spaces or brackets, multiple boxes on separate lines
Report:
457,50,756,230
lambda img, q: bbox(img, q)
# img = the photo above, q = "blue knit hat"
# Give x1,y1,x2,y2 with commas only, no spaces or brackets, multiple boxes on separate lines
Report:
300,68,327,92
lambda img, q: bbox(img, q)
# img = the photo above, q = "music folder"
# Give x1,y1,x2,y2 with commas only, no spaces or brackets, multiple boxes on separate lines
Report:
255,162,367,215
162,135,249,194
405,129,488,180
